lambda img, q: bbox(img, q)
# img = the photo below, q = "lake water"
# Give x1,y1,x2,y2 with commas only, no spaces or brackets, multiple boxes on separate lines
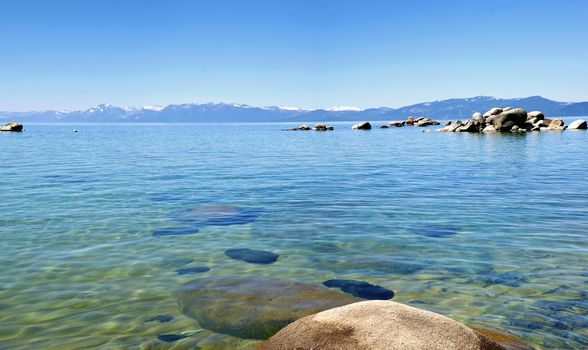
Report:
0,122,587,349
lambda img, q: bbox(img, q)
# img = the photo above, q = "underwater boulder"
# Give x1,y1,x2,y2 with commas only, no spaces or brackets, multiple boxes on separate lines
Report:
323,279,394,300
225,248,279,264
174,276,361,339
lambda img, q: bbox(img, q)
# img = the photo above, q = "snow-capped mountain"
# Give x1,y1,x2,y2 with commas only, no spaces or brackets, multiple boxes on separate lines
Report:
1,96,587,123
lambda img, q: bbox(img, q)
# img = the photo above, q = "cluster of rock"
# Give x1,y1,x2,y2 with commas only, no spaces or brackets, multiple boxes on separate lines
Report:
382,116,441,128
436,107,587,133
0,122,23,132
288,123,334,131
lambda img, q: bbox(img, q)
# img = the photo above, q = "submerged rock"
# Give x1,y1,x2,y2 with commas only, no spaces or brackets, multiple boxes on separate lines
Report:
172,205,258,227
146,315,174,323
352,122,372,130
323,279,394,300
473,328,535,350
175,266,211,275
260,300,515,350
153,227,199,237
408,223,459,238
568,119,587,130
225,248,279,264
157,334,187,343
0,122,23,132
175,276,360,339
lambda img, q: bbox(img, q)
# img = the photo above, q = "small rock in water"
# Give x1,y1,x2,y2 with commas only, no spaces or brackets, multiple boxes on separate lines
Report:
153,227,199,237
157,334,187,342
146,315,174,323
568,119,587,130
408,223,459,238
175,266,211,275
225,248,279,264
323,279,394,300
352,121,372,130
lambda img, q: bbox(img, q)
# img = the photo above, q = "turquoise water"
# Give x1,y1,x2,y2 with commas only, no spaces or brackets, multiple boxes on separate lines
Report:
0,122,587,349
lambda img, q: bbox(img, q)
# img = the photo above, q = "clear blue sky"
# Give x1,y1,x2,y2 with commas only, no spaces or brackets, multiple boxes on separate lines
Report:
0,0,587,111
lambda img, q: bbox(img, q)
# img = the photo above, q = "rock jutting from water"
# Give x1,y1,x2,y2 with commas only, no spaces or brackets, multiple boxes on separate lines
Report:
224,248,279,264
437,107,587,133
0,122,23,132
323,279,394,300
568,119,587,130
260,300,533,350
174,276,361,339
312,122,334,131
352,121,372,130
288,124,311,131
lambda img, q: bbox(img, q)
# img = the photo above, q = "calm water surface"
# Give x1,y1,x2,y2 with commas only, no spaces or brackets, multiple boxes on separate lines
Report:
0,122,587,349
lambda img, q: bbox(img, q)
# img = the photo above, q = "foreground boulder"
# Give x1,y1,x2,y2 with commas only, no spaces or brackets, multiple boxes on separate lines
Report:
568,119,587,130
261,301,531,350
175,276,360,339
352,121,371,130
0,122,23,132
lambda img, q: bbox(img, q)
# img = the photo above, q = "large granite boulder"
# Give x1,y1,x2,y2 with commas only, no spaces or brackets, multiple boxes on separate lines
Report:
526,111,544,121
352,122,372,130
483,108,503,118
548,118,565,131
174,277,360,339
261,301,530,350
492,108,527,132
416,118,441,127
388,121,405,127
568,119,587,130
0,122,23,132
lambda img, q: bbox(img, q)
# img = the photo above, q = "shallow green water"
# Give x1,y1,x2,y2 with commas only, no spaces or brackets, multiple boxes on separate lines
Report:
0,122,587,349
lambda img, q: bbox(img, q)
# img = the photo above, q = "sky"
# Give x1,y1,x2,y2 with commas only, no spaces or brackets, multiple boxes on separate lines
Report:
0,0,587,111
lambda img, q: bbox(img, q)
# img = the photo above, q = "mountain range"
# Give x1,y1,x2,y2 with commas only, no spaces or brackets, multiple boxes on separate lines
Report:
1,96,587,123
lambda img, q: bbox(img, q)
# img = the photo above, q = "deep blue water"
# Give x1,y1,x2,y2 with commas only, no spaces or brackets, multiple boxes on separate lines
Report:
0,122,587,349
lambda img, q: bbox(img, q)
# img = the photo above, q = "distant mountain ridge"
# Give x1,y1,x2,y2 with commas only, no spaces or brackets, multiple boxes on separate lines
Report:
1,96,587,123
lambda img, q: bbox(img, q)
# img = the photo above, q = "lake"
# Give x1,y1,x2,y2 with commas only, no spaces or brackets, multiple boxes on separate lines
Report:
0,121,587,349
